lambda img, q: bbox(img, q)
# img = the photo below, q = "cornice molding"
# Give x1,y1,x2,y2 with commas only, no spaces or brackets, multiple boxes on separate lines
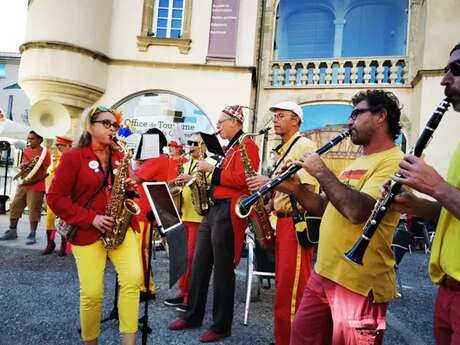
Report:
20,41,110,64
19,40,255,73
411,69,444,87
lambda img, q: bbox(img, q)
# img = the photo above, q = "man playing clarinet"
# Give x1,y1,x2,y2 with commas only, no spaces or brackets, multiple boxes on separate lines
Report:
279,90,403,345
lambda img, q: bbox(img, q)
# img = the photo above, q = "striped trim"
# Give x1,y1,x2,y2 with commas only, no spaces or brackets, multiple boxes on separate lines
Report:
290,243,303,322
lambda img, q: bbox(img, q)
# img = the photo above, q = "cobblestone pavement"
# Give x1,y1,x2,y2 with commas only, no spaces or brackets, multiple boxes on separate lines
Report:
0,214,436,344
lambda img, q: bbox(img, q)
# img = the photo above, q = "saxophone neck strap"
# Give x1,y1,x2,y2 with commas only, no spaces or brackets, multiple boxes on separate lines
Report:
271,135,301,177
84,150,112,209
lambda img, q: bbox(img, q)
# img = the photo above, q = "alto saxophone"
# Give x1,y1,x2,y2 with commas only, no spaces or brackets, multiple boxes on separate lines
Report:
189,141,210,216
101,138,141,249
236,129,274,249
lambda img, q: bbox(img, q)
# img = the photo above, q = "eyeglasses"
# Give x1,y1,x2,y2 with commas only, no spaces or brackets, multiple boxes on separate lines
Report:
349,108,372,120
444,61,460,76
91,119,120,130
187,140,201,147
272,112,295,121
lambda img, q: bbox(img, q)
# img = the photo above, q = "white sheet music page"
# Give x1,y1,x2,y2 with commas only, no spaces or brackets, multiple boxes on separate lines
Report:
140,134,160,160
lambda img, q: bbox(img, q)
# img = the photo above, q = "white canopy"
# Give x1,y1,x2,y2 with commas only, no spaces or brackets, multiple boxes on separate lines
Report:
0,119,30,141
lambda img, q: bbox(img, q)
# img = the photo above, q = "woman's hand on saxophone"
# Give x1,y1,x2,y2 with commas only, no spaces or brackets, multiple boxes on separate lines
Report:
124,177,137,192
92,215,115,233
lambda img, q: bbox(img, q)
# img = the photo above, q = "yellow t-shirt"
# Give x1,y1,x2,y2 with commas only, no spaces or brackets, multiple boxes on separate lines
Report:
429,143,460,284
180,157,214,223
273,133,318,213
315,146,403,303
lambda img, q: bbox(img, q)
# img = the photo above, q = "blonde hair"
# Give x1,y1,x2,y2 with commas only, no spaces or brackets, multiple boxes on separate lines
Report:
76,106,123,147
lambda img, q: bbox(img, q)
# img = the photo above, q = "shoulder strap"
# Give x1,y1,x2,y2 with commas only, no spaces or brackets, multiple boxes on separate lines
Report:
272,135,302,174
83,150,112,209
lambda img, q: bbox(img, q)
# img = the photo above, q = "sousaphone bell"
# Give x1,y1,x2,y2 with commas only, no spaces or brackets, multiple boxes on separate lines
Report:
28,100,71,138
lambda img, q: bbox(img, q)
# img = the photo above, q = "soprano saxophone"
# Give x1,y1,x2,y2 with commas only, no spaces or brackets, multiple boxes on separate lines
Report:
101,138,141,249
236,128,274,249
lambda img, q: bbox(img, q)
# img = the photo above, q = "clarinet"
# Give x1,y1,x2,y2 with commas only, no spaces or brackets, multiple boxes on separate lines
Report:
235,130,351,218
344,97,451,265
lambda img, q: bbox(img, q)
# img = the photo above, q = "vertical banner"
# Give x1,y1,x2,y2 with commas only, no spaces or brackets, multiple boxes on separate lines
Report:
207,0,240,59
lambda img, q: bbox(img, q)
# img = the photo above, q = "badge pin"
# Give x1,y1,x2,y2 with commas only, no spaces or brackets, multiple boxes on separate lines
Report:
89,160,100,172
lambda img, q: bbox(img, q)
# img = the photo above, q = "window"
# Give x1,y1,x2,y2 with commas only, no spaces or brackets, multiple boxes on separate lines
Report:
138,0,192,53
153,0,185,39
300,103,352,132
274,0,408,59
0,64,5,78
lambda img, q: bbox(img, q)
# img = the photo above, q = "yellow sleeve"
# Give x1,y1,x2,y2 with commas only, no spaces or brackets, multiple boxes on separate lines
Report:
360,153,402,199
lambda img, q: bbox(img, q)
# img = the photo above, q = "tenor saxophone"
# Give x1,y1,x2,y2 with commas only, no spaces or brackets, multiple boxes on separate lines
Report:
101,138,141,249
188,141,210,216
237,129,274,249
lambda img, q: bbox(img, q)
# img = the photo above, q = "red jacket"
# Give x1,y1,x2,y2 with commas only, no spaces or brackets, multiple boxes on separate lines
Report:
133,154,170,227
47,146,124,245
212,132,260,265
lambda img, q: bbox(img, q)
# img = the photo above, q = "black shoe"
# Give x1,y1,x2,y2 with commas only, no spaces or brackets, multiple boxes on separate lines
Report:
140,291,156,302
25,236,36,245
26,232,35,240
164,296,184,307
0,231,18,240
175,304,189,312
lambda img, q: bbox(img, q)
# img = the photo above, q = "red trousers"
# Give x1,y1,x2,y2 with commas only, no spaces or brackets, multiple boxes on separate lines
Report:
178,221,200,304
275,217,313,345
290,271,387,345
434,285,460,345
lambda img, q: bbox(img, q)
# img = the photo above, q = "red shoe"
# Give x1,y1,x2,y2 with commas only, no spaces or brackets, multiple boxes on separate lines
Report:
199,330,231,343
168,319,200,331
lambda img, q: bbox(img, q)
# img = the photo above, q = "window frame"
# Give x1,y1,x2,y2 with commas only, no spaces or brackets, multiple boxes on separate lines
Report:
137,0,192,54
152,0,185,39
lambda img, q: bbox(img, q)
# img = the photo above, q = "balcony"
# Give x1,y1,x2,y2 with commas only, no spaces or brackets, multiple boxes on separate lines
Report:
268,56,408,88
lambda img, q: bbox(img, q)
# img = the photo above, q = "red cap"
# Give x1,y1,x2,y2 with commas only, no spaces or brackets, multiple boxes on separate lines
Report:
168,140,183,148
55,136,73,145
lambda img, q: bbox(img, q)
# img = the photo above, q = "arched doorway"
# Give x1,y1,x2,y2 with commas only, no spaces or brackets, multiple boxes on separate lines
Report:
113,90,215,142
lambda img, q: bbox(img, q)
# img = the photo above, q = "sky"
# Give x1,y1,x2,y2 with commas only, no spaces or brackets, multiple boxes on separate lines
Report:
0,0,28,53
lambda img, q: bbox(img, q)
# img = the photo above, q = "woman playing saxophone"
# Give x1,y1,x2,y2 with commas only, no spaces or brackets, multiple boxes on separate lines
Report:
47,106,141,345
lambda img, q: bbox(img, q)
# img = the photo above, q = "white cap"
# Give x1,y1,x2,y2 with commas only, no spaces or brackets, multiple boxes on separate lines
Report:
269,101,303,123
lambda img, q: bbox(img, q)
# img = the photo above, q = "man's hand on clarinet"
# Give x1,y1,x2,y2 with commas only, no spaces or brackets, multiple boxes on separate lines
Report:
379,179,417,215
295,153,327,178
392,155,445,197
246,174,270,192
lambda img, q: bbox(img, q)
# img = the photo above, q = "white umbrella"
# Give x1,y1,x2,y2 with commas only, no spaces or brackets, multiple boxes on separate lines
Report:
0,118,30,141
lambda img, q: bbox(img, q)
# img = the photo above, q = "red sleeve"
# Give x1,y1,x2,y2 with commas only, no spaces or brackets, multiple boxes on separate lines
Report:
220,140,260,189
43,151,51,170
47,150,97,228
135,157,167,182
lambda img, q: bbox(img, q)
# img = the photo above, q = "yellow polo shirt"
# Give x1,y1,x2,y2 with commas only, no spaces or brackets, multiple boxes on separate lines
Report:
181,157,214,223
273,133,318,213
315,146,403,303
430,143,460,284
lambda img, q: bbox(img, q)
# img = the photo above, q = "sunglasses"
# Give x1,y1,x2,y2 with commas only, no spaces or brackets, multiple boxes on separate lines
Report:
349,106,382,120
187,140,201,147
92,119,120,130
444,61,460,76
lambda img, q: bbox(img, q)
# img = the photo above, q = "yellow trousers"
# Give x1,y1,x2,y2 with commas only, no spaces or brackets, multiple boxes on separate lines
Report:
72,230,142,341
137,221,156,293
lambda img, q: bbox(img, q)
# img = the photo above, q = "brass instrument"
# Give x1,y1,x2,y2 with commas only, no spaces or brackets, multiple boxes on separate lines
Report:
101,138,141,249
169,153,188,212
236,128,274,249
13,155,40,181
188,141,210,216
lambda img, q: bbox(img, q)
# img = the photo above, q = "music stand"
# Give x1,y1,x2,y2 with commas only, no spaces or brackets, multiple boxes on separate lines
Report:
142,182,186,345
199,132,225,157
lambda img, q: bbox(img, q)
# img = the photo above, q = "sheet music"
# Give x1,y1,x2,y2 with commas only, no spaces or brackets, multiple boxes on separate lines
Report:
140,134,160,160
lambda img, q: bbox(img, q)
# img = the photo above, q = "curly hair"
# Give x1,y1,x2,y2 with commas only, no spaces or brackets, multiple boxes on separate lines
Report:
351,90,402,140
450,43,460,55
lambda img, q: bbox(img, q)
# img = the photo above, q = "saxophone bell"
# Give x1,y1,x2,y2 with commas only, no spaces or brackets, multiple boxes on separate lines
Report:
124,198,141,216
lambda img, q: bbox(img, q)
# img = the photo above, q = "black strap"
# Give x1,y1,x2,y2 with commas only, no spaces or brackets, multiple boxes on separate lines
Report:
271,135,302,176
83,150,112,209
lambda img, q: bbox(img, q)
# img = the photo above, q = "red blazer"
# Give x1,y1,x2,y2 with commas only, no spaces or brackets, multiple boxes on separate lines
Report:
213,135,260,265
47,146,124,246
